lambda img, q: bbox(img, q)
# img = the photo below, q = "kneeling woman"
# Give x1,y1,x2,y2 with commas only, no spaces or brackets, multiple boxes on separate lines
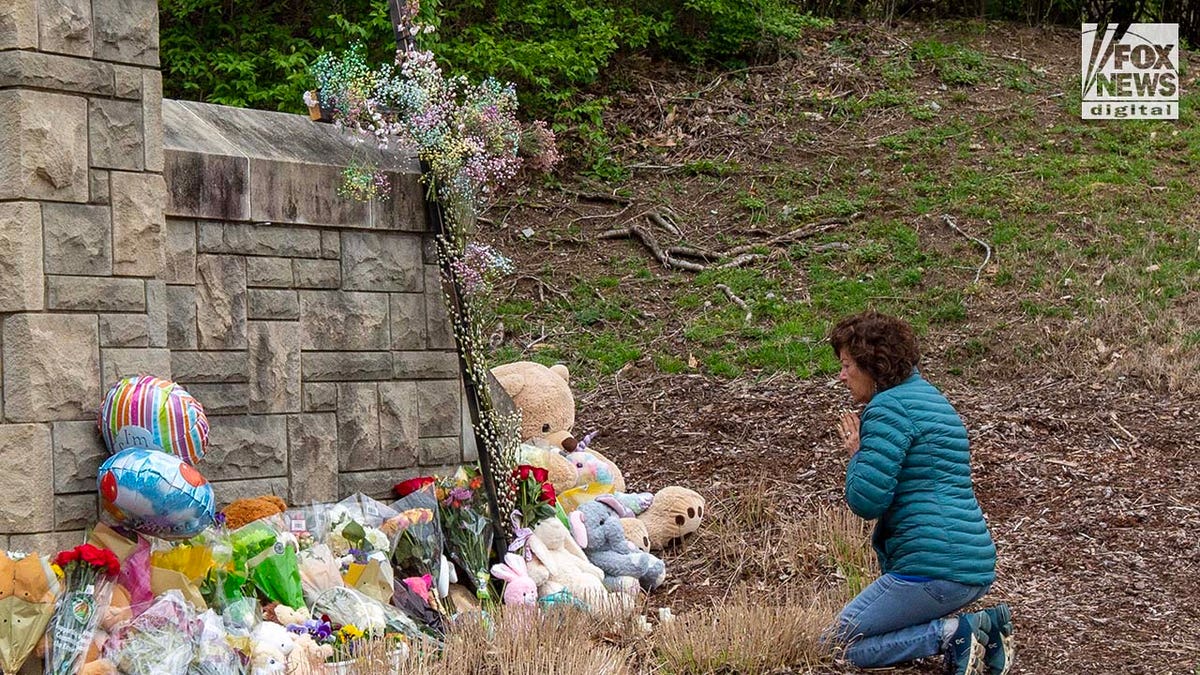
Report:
828,312,1013,675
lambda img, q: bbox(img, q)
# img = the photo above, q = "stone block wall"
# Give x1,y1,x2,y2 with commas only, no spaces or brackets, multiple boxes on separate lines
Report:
0,1,471,553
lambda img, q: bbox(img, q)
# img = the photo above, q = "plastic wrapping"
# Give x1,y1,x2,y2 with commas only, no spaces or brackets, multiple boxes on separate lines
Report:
192,610,241,675
0,551,60,675
310,586,426,641
105,590,194,675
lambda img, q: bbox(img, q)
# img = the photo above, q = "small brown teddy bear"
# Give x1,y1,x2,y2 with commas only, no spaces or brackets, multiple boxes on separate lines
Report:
638,487,706,551
222,495,288,531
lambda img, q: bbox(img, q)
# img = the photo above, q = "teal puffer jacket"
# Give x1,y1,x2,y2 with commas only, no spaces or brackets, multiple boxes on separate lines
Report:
845,371,996,586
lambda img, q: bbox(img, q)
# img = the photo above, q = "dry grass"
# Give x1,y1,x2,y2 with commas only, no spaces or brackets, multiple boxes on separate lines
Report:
285,490,874,674
651,585,840,674
337,494,877,674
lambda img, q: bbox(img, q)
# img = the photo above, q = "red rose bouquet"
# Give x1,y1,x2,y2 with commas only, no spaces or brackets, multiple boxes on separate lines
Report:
45,544,120,675
512,465,557,530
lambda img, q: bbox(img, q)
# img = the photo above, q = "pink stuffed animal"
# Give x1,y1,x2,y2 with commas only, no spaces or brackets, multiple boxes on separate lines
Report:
490,553,538,606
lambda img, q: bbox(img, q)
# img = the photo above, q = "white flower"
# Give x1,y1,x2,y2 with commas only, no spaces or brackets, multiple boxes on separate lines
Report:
365,528,390,552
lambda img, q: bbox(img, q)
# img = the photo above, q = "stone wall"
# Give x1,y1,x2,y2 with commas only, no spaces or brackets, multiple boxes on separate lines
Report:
0,0,470,554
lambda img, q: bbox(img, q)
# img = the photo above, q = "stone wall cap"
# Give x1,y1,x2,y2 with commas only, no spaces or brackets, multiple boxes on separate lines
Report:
163,99,418,172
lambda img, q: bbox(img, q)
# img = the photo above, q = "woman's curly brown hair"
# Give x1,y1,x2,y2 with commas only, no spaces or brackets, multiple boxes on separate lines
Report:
829,312,920,390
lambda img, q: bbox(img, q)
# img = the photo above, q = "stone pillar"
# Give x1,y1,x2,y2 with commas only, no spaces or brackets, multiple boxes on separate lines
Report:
0,0,165,543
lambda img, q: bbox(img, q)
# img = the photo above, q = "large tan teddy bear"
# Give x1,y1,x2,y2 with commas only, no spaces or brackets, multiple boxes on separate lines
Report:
491,361,705,552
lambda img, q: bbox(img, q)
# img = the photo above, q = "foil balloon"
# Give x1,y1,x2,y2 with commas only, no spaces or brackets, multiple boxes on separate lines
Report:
98,447,217,540
98,375,209,464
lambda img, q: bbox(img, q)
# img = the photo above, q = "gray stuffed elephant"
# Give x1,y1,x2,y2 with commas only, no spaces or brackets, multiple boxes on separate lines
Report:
577,496,666,591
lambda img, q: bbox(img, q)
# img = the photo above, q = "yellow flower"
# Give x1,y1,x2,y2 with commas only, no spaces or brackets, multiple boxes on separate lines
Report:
340,624,364,640
50,564,63,579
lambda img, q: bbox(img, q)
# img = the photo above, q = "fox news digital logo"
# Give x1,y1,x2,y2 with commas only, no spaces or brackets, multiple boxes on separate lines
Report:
1082,23,1179,119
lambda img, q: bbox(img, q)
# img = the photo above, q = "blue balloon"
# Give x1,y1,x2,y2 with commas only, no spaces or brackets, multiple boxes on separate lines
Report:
98,447,216,539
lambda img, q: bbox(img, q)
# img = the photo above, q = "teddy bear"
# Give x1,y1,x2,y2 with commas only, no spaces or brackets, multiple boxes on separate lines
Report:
491,361,575,440
576,497,665,592
250,621,295,675
621,518,652,552
638,487,706,551
287,634,333,675
223,495,288,531
524,517,608,605
492,359,706,552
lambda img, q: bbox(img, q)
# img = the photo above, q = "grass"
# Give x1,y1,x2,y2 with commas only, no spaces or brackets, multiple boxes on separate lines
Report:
489,22,1200,395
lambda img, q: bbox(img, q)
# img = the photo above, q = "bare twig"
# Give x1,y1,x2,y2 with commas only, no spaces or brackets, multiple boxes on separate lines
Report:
717,253,767,269
941,214,993,284
567,202,634,227
716,284,752,322
510,275,570,301
723,217,852,257
560,187,632,205
598,226,707,272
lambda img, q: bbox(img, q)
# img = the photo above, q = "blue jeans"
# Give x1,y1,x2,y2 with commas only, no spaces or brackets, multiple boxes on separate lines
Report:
832,573,991,668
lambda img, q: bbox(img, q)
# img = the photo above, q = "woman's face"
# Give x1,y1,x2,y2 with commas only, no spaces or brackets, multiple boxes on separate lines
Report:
838,350,876,404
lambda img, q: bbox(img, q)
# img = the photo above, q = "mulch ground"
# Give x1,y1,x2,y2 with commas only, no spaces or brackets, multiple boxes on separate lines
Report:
581,368,1200,673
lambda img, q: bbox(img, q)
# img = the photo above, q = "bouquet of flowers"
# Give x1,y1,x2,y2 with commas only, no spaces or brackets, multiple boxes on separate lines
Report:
512,465,557,530
193,609,241,675
0,550,59,675
227,520,304,610
310,586,426,642
103,590,195,675
318,496,399,604
436,467,494,604
44,544,120,675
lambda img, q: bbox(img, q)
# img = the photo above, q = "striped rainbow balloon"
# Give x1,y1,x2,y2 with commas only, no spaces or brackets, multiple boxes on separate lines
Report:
98,375,209,464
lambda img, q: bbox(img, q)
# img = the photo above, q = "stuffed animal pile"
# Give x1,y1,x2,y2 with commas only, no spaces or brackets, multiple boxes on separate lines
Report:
490,360,706,607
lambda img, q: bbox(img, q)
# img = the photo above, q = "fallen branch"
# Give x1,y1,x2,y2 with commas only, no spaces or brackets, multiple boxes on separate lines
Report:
941,214,993,284
717,253,767,269
567,202,633,227
716,284,752,322
648,211,682,237
723,216,852,257
560,187,632,205
598,226,707,272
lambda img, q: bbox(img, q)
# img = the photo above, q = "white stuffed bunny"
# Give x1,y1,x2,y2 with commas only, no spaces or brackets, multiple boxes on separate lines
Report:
491,553,538,606
526,518,608,604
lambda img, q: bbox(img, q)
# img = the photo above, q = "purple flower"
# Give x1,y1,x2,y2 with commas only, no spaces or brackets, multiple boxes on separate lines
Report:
448,487,472,503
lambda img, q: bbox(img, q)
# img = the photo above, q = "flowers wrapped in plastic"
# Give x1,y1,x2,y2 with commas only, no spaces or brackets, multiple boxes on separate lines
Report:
297,543,345,606
310,586,428,643
87,524,153,617
227,520,304,610
316,496,399,605
193,609,241,675
103,590,194,675
44,544,120,675
149,538,212,610
437,467,495,605
0,551,60,675
388,486,445,596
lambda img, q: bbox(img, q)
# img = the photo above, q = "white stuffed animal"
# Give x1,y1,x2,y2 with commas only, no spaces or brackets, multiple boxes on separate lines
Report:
251,621,295,675
526,517,608,604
